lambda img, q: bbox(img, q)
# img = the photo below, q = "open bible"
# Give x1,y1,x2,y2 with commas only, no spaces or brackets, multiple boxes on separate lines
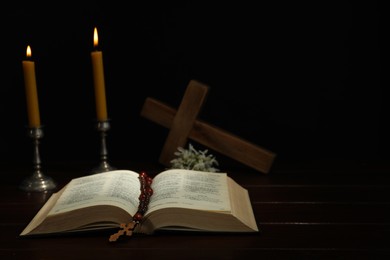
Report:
20,169,258,237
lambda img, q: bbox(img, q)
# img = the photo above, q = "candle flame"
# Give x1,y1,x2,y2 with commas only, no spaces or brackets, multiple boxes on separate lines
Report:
26,45,32,58
93,27,99,48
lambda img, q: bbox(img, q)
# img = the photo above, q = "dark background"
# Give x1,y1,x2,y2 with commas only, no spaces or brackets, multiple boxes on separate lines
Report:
0,2,384,170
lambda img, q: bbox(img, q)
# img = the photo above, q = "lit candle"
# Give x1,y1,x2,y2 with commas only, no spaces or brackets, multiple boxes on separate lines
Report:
22,45,41,128
91,27,108,121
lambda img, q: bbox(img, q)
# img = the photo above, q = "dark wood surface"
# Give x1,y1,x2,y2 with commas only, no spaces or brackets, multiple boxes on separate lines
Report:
1,159,390,259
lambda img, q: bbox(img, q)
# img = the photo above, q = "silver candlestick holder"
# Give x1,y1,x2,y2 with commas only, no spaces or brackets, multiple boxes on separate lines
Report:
92,120,116,173
20,126,57,192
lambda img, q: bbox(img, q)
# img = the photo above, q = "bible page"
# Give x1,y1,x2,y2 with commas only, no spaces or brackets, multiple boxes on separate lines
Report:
147,169,231,213
49,170,140,215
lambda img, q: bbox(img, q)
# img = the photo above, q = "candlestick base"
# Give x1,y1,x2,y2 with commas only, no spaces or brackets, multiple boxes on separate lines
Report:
91,161,116,174
20,172,57,192
20,126,57,192
92,120,116,174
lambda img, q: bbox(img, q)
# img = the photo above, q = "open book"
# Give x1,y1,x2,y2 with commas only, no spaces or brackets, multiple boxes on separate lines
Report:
20,169,258,237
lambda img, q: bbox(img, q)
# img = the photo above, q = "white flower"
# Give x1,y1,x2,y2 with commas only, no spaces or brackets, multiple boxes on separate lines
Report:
170,143,219,172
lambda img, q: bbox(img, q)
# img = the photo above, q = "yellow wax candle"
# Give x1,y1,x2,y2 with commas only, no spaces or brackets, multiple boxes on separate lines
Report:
91,27,108,121
22,45,41,128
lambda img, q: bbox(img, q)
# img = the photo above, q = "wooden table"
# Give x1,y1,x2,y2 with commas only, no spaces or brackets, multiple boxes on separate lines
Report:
1,159,389,259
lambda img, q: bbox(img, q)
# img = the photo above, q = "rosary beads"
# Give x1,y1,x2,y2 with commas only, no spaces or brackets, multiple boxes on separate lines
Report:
109,171,153,242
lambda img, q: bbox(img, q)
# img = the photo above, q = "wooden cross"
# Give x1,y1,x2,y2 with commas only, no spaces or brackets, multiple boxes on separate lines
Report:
141,80,276,174
109,222,135,242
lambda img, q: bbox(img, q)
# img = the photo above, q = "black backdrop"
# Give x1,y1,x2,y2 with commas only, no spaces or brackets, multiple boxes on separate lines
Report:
0,2,384,168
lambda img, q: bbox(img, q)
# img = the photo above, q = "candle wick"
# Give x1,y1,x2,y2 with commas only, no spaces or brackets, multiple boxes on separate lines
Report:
93,44,99,51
